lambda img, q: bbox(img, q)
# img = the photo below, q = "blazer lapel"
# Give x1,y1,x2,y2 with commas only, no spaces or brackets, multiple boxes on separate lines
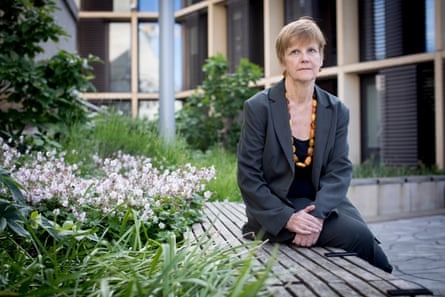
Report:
312,86,333,187
269,80,295,171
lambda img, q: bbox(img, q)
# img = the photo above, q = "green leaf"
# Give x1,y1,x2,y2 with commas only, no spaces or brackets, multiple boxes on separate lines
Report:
0,168,26,205
0,217,7,232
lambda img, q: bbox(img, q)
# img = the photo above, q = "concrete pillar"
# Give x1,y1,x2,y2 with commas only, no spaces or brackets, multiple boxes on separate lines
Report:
263,0,284,82
208,2,227,57
159,0,175,143
337,0,361,164
434,0,445,169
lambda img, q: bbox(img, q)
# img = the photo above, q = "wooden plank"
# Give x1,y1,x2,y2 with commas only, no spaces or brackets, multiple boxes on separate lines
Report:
192,202,430,297
203,203,293,293
211,203,327,285
204,203,294,290
206,202,343,297
205,203,319,296
293,247,386,296
278,244,374,296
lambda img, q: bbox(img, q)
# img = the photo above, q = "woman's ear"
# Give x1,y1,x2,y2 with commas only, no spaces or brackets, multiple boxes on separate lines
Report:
280,63,286,76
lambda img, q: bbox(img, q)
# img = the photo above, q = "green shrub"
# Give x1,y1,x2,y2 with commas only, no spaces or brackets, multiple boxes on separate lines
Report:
352,159,444,178
177,54,263,152
0,166,273,297
0,0,99,151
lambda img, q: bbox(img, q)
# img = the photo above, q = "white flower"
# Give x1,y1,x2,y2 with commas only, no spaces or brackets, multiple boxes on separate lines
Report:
1,145,216,226
204,191,213,199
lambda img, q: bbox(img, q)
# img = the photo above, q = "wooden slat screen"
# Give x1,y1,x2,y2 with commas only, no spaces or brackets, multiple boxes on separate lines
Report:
78,19,108,92
380,65,418,167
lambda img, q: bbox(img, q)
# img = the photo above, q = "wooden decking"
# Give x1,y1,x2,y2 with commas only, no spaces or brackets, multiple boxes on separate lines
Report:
190,201,433,297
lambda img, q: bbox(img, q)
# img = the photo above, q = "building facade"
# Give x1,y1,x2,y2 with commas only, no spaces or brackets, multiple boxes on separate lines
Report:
38,0,79,60
74,0,445,169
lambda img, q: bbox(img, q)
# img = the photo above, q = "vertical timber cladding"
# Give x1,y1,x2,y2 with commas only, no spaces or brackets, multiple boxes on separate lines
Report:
78,19,108,92
380,65,418,167
78,0,111,92
417,63,435,166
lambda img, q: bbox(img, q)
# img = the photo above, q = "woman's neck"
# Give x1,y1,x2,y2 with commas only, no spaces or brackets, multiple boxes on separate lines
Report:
285,79,314,104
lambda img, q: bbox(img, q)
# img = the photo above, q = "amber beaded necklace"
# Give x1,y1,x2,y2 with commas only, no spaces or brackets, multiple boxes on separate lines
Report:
285,92,317,168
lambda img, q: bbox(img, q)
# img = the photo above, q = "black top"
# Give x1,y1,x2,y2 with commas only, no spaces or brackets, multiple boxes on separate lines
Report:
286,138,316,204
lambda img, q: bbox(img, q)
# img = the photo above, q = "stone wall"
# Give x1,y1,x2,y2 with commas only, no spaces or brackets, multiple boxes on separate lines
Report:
348,175,445,221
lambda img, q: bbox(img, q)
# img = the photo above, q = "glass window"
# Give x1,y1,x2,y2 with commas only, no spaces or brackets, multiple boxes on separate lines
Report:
180,0,202,9
359,0,432,61
416,62,435,166
80,0,131,11
425,0,435,52
316,78,337,97
109,23,131,92
182,11,207,90
138,99,183,120
174,24,183,92
227,0,264,71
138,23,159,93
360,75,381,163
89,99,132,116
376,64,434,167
285,0,337,67
374,0,385,60
79,19,108,92
138,23,182,92
113,0,131,12
138,0,182,12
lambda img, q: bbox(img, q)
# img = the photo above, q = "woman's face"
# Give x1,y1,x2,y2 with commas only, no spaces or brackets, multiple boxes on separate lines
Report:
281,39,323,83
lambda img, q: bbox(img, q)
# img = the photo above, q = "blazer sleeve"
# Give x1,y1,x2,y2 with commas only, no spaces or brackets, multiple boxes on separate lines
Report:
311,101,353,219
237,95,295,237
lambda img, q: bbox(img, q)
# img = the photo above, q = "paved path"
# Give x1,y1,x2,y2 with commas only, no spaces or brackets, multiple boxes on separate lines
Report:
369,215,445,296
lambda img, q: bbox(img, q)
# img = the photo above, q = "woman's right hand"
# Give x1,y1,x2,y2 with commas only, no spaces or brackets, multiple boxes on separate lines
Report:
285,205,323,234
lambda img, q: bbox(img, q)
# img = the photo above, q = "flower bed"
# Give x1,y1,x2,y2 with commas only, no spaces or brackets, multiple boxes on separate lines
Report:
0,139,216,240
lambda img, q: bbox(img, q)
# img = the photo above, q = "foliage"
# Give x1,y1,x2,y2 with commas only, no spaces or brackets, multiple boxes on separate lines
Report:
177,54,263,152
0,0,99,151
0,154,273,296
59,111,242,201
59,111,190,171
0,168,31,237
1,221,274,297
352,158,445,178
191,146,241,202
1,140,215,243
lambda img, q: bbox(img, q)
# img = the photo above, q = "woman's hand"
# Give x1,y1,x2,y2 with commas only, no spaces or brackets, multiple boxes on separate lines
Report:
286,205,322,234
292,229,322,247
286,205,324,247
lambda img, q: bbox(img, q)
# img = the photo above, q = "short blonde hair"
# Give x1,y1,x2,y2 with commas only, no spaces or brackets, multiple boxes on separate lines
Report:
275,17,326,65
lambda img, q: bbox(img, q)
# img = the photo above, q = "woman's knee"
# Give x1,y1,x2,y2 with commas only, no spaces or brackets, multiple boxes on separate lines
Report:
318,214,374,249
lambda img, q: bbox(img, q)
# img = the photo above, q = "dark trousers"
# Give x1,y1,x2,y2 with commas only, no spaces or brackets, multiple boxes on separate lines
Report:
243,198,393,273
316,211,393,273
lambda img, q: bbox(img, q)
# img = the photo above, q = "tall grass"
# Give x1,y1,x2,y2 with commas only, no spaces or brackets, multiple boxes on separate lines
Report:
60,111,190,170
0,209,275,297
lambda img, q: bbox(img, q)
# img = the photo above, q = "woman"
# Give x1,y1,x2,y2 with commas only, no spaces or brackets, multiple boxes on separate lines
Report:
237,17,392,273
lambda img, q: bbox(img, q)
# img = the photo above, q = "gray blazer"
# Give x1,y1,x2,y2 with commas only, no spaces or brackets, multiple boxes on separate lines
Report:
237,79,363,242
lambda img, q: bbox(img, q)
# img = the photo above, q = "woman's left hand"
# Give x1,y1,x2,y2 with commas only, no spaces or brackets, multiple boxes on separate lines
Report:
292,231,320,247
